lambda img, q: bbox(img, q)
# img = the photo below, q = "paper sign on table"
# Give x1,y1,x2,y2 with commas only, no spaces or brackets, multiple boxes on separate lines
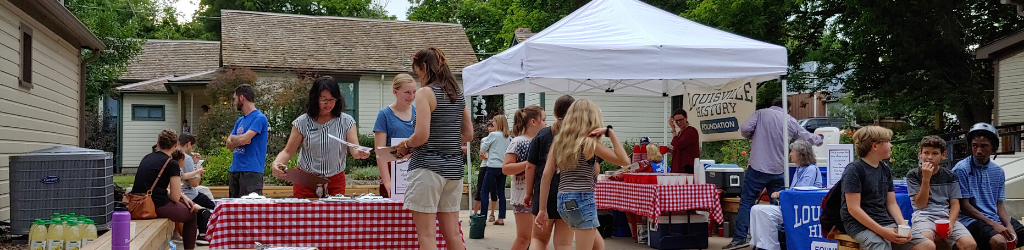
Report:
827,144,854,188
327,134,372,152
390,138,410,201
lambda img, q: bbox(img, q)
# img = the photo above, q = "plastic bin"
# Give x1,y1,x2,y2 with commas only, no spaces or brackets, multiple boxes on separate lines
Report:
10,146,114,235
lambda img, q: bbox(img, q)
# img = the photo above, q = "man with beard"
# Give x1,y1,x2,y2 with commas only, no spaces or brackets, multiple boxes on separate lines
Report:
225,84,269,198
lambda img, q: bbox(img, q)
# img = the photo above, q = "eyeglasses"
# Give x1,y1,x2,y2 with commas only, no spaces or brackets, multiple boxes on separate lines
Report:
673,118,686,123
319,98,336,104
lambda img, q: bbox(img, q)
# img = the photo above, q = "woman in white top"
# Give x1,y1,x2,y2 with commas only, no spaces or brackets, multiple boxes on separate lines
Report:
479,114,511,225
271,76,370,198
503,106,546,250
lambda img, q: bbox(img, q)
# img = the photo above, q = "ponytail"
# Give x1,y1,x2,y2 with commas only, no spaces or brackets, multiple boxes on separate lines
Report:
512,105,544,137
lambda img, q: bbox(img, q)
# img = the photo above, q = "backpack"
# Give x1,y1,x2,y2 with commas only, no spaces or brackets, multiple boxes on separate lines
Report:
819,174,847,237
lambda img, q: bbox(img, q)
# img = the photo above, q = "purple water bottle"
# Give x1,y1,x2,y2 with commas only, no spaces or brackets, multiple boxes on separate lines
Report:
112,206,131,250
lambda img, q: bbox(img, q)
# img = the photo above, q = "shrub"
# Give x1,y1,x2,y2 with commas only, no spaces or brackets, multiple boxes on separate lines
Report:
346,134,377,169
200,148,233,186
196,68,258,153
348,166,381,181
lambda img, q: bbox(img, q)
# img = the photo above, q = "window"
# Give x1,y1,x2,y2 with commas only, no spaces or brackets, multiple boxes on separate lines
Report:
338,81,358,124
19,23,32,89
132,105,165,121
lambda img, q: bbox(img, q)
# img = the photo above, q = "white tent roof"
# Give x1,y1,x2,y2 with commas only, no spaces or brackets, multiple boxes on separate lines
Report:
462,0,788,96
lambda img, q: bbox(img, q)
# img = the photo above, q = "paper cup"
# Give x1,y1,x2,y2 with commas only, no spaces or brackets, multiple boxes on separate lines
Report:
1008,234,1017,250
935,220,949,238
897,225,911,237
130,221,137,237
685,175,694,185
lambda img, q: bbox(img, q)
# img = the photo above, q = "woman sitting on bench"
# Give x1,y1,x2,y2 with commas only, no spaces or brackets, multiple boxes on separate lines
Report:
748,140,823,250
129,130,204,250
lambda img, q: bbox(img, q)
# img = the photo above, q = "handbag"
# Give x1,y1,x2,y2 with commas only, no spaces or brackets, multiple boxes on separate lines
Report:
123,158,172,219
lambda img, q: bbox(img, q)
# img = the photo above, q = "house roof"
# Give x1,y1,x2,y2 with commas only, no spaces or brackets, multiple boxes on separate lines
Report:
9,0,104,50
117,70,220,93
220,10,478,74
121,40,221,81
977,30,1024,60
514,28,535,43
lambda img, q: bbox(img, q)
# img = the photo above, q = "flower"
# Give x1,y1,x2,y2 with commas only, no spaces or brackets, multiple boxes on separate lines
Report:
741,151,747,156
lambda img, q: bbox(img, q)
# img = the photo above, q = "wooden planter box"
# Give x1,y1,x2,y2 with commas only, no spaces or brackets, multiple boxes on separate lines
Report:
207,184,469,199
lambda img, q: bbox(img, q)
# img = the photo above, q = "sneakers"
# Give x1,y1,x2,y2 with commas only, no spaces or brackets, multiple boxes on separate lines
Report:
171,235,184,243
723,239,749,250
196,235,210,246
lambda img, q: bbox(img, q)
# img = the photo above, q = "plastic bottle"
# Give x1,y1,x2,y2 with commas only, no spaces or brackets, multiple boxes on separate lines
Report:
63,220,81,250
29,219,48,250
112,206,130,250
46,218,64,250
81,219,98,246
51,213,61,221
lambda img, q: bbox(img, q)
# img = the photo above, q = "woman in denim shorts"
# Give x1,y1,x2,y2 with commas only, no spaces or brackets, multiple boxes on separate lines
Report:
535,99,631,250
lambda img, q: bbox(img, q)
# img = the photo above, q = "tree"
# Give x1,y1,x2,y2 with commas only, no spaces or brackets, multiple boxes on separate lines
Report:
198,0,395,37
804,0,1024,130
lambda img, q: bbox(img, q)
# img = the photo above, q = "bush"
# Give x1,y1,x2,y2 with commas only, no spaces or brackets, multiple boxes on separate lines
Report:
196,68,258,153
200,147,293,186
700,139,751,167
346,134,377,169
348,166,381,181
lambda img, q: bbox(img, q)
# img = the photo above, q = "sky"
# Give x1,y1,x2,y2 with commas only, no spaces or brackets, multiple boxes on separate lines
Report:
172,0,412,22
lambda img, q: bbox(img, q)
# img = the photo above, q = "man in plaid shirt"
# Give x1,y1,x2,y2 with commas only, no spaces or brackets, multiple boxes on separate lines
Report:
954,123,1024,250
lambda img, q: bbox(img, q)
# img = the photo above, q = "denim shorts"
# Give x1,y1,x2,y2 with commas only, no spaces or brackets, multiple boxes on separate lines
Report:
557,192,600,229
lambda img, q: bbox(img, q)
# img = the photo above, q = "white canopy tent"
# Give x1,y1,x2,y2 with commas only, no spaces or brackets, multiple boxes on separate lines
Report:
461,0,795,203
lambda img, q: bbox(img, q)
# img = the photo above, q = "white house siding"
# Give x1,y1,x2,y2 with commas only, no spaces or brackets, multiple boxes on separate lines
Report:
505,92,668,145
0,1,83,221
121,94,179,173
998,50,1024,125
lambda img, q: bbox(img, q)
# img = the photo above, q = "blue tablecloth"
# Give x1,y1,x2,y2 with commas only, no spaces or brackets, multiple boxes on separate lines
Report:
780,189,913,250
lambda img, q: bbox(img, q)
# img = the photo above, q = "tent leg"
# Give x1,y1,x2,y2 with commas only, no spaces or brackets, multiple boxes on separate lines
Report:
467,95,474,211
664,97,669,145
782,77,790,188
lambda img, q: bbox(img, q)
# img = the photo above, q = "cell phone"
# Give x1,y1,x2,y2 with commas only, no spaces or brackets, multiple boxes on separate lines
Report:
196,160,205,167
565,200,578,210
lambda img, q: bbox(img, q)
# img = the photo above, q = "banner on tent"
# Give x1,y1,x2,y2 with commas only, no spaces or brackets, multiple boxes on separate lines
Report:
683,81,756,142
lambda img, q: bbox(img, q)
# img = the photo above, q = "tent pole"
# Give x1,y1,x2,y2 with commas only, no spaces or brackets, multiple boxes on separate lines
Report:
782,77,790,188
467,95,474,212
663,97,669,145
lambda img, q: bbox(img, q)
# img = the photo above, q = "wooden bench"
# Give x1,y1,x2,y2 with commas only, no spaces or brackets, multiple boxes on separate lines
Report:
82,218,173,250
836,234,860,250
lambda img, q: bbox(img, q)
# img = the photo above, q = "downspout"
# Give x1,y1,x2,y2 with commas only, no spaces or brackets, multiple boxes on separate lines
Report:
79,48,102,147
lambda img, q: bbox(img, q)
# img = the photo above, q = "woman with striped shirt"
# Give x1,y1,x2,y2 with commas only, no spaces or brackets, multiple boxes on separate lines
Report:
271,76,371,198
394,47,472,250
536,99,630,250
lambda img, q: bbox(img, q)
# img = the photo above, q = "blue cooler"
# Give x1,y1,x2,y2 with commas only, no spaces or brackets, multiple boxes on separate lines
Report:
647,212,709,249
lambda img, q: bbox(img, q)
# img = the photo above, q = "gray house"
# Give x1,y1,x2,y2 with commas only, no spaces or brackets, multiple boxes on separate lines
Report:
116,10,477,173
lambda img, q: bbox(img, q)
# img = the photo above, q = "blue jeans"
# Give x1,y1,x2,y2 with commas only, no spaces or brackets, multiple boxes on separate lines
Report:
557,192,600,229
733,167,785,242
480,167,507,219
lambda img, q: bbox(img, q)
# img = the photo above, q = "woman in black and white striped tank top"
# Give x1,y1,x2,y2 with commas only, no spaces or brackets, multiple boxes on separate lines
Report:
534,99,631,250
271,76,371,198
394,47,472,250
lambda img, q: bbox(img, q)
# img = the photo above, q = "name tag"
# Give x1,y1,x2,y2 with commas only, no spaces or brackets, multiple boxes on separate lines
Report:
309,128,319,132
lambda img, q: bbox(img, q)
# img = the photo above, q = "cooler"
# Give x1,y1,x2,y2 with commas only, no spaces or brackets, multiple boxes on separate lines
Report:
705,164,744,195
647,212,709,249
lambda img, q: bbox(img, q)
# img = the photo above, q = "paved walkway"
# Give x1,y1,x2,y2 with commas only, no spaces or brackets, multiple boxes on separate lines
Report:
192,210,737,250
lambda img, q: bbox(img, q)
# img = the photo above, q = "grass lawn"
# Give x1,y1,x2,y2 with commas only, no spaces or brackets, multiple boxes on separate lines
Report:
114,174,134,188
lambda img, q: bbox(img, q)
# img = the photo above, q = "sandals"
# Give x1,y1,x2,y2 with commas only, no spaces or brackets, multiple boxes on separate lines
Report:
488,214,496,222
494,219,505,226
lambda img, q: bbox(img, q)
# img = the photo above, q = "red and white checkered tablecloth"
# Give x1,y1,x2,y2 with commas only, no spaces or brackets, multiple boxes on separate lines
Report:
207,201,463,250
595,181,723,225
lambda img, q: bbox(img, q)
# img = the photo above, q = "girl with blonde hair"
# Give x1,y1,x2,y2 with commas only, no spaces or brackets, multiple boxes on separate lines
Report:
479,114,511,224
536,99,630,250
373,73,417,197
